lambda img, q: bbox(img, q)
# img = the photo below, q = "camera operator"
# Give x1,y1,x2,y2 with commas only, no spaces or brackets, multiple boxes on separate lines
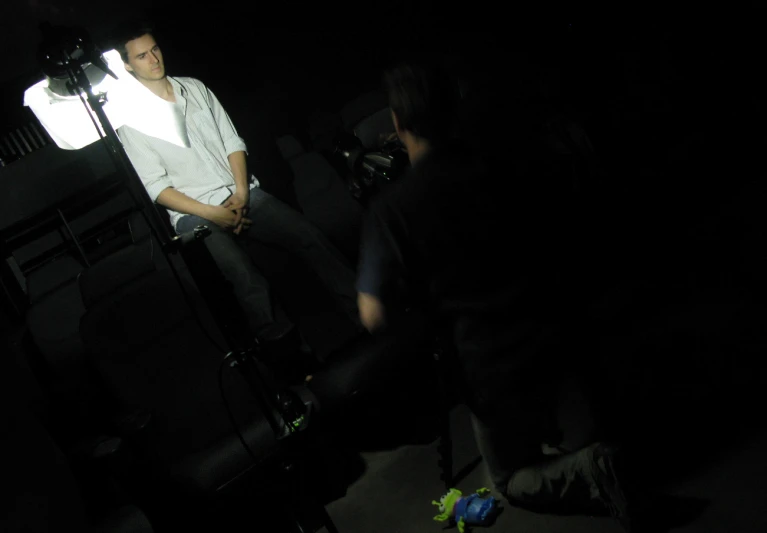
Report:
355,57,645,531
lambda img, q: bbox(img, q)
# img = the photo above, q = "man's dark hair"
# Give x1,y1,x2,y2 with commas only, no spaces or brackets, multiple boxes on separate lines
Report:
383,58,460,144
110,20,155,63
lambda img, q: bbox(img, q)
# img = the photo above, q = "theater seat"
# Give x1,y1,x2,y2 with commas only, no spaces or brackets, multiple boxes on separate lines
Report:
340,90,393,150
22,211,158,438
308,309,434,415
340,90,389,137
349,108,394,150
76,236,346,531
77,242,279,486
2,332,154,533
277,134,364,264
5,403,155,533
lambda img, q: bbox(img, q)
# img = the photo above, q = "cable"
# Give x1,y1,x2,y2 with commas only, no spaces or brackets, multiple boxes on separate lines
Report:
218,352,261,464
218,349,309,531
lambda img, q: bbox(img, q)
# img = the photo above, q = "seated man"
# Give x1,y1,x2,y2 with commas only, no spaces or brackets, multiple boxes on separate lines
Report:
356,58,643,531
113,22,361,354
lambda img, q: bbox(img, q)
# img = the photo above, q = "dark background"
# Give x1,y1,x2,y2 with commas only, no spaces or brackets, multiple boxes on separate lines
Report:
2,3,767,531
2,0,767,423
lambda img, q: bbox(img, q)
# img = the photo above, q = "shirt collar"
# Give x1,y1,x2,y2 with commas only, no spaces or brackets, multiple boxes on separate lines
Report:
167,76,186,97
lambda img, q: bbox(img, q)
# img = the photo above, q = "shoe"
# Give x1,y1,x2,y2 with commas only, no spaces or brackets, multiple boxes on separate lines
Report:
589,443,637,532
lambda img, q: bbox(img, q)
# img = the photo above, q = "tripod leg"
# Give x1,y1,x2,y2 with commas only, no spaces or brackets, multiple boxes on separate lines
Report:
284,455,340,533
319,506,339,533
437,404,453,490
433,343,454,490
293,505,338,533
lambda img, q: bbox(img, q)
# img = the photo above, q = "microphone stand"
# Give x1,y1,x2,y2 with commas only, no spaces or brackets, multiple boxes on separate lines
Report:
56,38,334,532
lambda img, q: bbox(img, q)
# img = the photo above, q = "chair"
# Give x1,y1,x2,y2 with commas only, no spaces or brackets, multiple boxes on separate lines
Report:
76,234,336,531
339,90,390,142
307,308,434,415
277,134,364,265
4,404,156,533
19,193,152,445
2,329,155,533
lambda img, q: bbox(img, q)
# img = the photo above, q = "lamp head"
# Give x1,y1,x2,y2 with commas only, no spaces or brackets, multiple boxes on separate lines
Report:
37,23,113,97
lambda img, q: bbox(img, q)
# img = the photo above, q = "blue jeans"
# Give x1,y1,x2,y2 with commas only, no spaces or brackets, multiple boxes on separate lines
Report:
176,187,359,339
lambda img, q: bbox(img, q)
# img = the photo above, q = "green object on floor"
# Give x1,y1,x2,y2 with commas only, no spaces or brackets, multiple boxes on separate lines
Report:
432,487,498,533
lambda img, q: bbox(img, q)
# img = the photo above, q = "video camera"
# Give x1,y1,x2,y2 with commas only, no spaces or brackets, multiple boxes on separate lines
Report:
333,131,409,195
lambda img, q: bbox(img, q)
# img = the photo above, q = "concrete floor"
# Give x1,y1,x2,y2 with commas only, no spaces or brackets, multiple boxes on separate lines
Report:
323,403,766,533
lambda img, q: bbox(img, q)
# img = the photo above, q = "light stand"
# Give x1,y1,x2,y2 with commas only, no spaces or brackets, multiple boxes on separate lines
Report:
34,24,335,532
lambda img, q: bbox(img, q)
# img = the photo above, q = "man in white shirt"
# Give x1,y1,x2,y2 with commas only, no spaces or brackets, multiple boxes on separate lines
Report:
114,23,360,345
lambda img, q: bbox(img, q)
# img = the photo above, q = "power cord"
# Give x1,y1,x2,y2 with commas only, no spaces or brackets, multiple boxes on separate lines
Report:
218,352,261,464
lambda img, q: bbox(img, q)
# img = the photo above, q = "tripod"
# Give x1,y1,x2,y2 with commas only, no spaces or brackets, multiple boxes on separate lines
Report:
41,25,337,533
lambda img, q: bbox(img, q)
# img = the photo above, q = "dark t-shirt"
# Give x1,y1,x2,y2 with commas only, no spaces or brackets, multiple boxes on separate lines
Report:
357,142,575,406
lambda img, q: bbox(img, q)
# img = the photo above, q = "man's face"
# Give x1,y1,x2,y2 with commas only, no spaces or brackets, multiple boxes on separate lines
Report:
124,34,165,82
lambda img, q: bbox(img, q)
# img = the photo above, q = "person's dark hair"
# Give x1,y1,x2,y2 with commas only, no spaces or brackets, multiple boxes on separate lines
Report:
110,20,155,63
383,58,460,144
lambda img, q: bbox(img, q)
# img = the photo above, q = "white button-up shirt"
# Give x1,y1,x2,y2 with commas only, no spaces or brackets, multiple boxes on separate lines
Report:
118,76,258,229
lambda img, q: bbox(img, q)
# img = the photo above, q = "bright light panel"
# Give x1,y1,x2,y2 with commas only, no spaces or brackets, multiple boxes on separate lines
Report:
24,49,145,150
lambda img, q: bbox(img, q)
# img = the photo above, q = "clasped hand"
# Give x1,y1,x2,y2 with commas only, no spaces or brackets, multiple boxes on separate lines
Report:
209,190,251,234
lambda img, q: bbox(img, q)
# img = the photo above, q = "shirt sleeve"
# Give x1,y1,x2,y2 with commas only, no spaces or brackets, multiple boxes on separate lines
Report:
118,126,173,202
356,199,408,300
205,86,248,156
117,126,173,202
